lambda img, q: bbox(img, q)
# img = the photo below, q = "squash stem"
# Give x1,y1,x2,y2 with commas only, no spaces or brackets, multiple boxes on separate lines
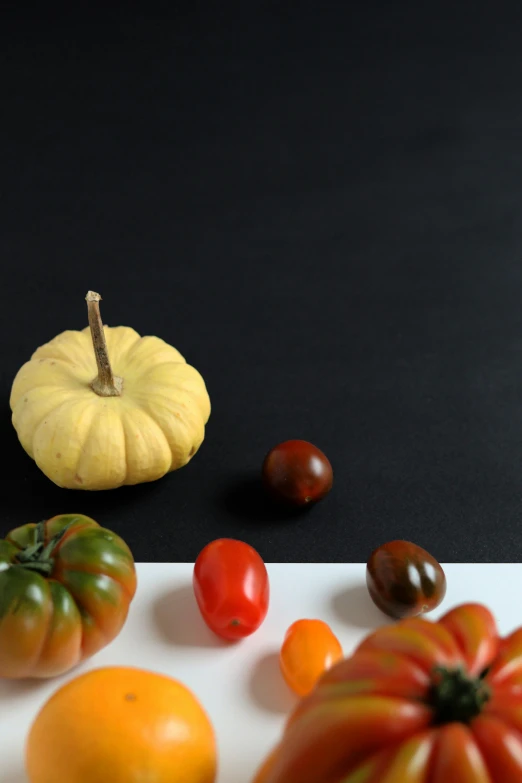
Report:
85,291,123,397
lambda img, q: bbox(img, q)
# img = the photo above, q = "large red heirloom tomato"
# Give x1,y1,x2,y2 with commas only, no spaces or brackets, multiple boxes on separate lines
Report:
253,603,522,782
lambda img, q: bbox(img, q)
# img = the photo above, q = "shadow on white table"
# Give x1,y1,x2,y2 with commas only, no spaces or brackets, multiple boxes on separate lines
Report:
1,562,517,782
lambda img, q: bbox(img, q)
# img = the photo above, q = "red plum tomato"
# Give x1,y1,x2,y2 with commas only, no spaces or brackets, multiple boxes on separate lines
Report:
193,538,269,640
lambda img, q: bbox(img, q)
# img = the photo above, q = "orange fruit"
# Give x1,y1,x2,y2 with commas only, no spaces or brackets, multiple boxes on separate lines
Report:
25,666,217,783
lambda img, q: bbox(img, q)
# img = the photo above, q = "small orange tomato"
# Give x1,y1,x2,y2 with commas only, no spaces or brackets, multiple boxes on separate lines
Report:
280,619,343,697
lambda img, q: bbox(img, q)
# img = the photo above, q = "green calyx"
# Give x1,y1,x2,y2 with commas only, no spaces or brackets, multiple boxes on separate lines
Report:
14,520,73,577
429,665,491,725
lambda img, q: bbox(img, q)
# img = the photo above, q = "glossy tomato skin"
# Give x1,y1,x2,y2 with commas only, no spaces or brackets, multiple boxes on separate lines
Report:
193,538,269,641
252,603,522,783
0,514,137,679
262,440,333,507
366,539,446,619
280,619,343,697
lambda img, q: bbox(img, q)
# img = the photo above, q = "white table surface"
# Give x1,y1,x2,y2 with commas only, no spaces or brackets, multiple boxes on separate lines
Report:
1,562,519,783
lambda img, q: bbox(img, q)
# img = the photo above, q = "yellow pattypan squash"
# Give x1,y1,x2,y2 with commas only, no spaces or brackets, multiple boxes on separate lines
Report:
10,291,211,490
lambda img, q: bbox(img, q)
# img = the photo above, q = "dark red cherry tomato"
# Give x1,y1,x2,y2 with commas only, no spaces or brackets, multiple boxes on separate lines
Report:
193,538,269,640
366,539,446,619
262,440,333,506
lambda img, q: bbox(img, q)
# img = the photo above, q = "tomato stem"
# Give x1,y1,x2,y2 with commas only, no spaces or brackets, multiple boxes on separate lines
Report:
85,291,123,397
429,665,491,725
14,520,75,577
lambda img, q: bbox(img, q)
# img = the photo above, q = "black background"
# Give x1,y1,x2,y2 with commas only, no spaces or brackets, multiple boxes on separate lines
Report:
2,2,522,563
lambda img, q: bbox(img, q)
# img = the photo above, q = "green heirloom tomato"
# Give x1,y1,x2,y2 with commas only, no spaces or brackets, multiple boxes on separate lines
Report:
0,514,137,679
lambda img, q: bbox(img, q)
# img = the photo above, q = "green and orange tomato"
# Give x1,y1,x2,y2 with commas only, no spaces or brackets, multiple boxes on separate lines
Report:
0,513,137,679
253,602,522,783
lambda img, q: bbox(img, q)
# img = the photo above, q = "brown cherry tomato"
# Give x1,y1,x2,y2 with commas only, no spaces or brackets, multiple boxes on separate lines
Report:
262,440,333,506
366,540,446,619
280,619,343,697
